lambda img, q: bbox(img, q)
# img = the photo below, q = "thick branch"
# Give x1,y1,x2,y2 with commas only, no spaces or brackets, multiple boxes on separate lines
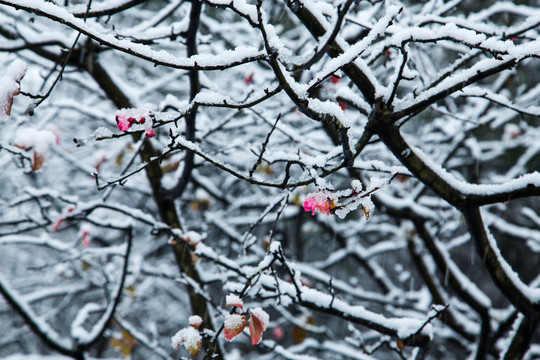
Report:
370,103,466,206
411,219,492,358
372,105,540,207
502,316,538,360
462,206,540,320
171,0,201,199
84,46,222,358
390,58,517,122
412,220,491,316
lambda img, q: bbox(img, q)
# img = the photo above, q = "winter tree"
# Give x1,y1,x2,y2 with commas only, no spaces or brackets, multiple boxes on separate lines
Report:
0,0,539,359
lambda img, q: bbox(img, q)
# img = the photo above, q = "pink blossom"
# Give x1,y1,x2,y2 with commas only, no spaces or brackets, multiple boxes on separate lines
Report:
144,118,155,138
302,191,334,215
145,128,155,137
272,325,284,340
330,75,340,84
115,106,154,137
52,205,76,232
81,230,91,247
116,115,136,131
52,217,65,233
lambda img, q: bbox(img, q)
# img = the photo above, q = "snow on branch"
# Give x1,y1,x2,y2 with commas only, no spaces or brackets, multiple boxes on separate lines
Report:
258,272,433,346
412,220,492,312
464,208,540,319
0,273,76,356
115,316,174,360
392,56,517,120
205,0,259,26
1,0,540,358
0,0,266,70
469,2,540,22
0,234,73,252
411,145,540,206
284,0,380,103
69,0,148,18
71,229,132,347
455,87,540,117
195,241,434,346
390,23,517,55
306,6,403,91
374,119,540,207
172,135,341,189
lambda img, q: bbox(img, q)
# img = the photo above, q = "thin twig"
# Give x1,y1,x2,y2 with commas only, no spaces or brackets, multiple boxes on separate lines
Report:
250,113,281,177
